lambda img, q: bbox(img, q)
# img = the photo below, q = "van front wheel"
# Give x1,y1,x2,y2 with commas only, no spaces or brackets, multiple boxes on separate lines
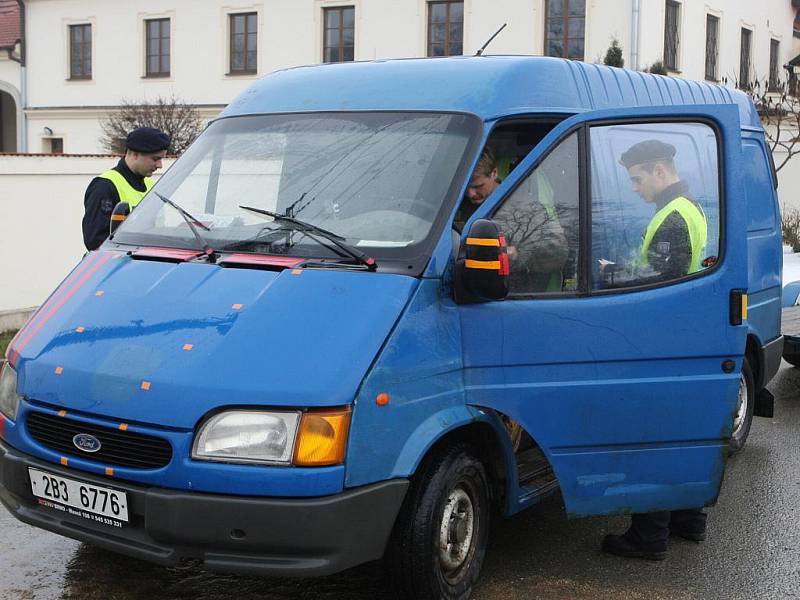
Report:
386,444,490,600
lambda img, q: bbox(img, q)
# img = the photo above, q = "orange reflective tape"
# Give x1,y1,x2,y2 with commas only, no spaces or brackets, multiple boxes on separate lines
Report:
232,303,243,310
60,457,68,466
57,410,67,417
54,367,64,375
75,326,85,333
105,467,114,476
466,237,500,247
291,269,302,275
464,259,501,270
111,215,127,222
182,344,193,351
141,381,151,391
119,423,128,431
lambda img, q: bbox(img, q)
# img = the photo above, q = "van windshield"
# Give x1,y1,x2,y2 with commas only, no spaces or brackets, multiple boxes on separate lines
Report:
112,112,477,269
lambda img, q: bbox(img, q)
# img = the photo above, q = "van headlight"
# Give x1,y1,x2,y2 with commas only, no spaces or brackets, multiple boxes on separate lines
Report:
192,410,301,464
0,362,21,421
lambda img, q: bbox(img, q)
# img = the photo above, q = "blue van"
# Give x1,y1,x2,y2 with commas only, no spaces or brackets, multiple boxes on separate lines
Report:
0,57,782,599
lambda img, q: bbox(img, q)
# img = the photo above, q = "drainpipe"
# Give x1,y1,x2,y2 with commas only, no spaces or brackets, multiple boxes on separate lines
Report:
630,0,641,71
17,0,27,152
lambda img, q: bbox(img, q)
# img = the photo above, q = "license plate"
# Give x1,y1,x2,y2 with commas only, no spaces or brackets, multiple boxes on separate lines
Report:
28,467,129,523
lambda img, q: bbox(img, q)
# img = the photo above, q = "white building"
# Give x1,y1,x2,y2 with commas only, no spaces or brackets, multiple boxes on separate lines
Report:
1,0,797,154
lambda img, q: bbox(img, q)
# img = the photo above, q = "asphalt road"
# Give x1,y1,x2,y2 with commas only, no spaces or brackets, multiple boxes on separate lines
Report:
2,364,799,600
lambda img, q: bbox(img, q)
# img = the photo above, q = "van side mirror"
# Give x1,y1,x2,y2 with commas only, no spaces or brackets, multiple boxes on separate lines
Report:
109,202,131,237
454,219,509,303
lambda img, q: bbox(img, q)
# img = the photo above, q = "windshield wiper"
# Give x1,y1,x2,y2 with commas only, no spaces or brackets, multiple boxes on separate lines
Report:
238,205,377,271
154,192,217,262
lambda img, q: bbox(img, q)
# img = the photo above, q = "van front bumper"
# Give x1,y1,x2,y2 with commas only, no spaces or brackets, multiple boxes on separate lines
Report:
0,440,408,577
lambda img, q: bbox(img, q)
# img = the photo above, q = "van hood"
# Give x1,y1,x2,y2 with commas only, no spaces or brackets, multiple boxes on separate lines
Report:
13,251,418,429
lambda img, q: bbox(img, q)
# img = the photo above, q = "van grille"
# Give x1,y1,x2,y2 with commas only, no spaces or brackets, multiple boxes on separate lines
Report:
26,412,172,469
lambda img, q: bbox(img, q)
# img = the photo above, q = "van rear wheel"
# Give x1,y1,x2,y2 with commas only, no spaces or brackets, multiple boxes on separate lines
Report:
386,443,490,600
729,359,754,455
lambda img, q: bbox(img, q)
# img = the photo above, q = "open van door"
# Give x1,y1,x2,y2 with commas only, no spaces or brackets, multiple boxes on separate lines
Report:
458,105,747,516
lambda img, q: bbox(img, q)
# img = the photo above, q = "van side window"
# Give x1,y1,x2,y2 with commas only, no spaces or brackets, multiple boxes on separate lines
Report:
742,140,777,232
590,122,721,290
493,132,579,295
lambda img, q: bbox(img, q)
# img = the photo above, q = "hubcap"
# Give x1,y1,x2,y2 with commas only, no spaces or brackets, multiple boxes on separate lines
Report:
732,372,748,435
438,486,475,573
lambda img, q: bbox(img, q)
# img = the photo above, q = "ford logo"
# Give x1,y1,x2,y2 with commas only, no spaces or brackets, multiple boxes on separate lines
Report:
72,433,102,453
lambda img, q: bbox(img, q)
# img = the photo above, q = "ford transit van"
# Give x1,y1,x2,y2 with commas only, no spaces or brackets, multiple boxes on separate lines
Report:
0,56,782,599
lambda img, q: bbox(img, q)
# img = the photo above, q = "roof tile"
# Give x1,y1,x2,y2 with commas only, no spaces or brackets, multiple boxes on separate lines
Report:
0,0,21,49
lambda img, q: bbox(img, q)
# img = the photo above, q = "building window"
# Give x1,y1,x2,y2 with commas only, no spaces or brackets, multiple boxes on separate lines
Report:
704,14,719,81
43,138,63,154
663,1,680,71
739,28,752,89
545,0,585,60
145,18,170,77
769,39,781,92
230,12,257,74
323,7,355,63
427,1,463,57
69,24,92,80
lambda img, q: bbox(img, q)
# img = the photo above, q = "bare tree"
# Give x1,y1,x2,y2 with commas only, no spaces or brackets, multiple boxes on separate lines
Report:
100,96,204,155
782,204,800,252
733,75,800,173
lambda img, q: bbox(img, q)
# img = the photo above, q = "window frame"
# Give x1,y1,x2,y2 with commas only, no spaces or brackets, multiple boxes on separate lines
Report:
427,0,463,58
69,23,92,81
322,6,355,63
145,17,171,78
485,116,725,300
663,0,681,72
704,14,719,82
739,27,752,90
769,38,781,92
229,12,258,75
543,0,586,61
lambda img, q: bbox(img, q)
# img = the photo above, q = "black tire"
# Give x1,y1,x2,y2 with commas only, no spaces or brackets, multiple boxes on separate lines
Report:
386,443,490,600
729,358,755,455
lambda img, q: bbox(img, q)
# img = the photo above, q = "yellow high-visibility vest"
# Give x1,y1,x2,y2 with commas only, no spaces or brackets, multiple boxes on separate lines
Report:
99,169,154,209
639,196,707,274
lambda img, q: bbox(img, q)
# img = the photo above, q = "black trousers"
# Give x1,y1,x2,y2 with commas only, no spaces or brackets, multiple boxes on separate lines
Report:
630,509,707,543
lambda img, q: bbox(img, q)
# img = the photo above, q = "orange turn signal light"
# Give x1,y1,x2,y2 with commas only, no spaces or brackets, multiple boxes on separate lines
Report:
293,407,351,467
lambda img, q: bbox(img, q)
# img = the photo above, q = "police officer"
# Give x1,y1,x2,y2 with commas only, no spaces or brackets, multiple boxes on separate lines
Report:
82,127,170,251
601,139,708,561
599,139,707,285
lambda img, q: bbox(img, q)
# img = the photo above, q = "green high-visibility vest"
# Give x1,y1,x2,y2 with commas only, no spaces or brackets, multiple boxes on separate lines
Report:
639,196,707,274
535,173,562,292
98,169,154,209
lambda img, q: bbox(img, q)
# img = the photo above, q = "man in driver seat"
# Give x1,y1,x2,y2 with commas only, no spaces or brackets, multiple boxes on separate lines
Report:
456,147,567,294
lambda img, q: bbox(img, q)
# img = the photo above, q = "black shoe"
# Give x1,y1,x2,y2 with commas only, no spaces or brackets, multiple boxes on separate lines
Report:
669,526,706,542
601,532,668,561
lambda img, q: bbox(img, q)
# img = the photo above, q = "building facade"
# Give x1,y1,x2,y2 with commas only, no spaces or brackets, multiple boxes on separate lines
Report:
2,0,796,154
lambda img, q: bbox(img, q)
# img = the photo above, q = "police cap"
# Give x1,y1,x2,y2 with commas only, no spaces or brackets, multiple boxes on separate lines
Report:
619,139,676,169
125,127,170,153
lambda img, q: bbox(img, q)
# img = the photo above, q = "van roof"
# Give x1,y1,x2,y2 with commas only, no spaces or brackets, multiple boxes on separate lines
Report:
221,55,761,130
